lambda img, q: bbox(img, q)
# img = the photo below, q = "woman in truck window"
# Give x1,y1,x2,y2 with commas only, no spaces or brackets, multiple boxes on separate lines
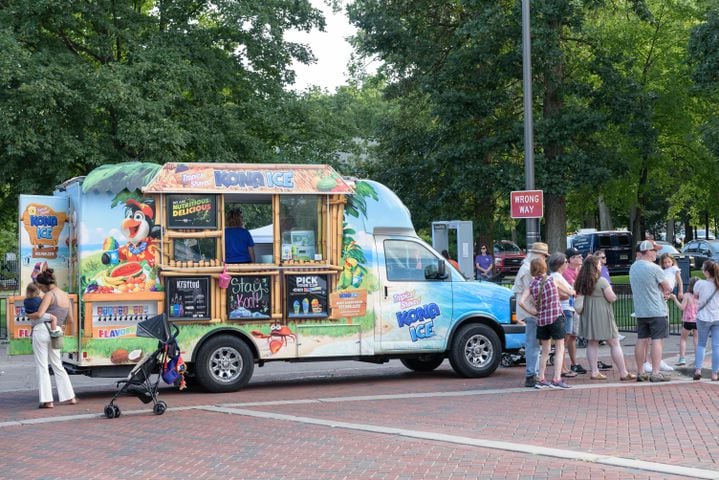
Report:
225,208,255,264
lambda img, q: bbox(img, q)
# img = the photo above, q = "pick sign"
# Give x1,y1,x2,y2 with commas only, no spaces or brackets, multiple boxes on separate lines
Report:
510,190,544,219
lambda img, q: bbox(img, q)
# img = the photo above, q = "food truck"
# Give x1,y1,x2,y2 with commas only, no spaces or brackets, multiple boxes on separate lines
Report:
7,162,523,392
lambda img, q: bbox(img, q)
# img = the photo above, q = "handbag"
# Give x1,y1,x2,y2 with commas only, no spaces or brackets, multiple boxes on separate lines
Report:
574,295,584,315
45,322,64,350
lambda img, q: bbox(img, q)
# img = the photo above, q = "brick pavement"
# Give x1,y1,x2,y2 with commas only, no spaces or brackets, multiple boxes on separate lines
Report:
1,333,717,479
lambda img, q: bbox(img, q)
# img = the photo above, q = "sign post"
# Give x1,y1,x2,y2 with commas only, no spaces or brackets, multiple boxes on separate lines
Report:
510,190,544,219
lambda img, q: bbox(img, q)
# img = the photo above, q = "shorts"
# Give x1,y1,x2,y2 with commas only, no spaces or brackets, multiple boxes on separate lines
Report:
563,310,575,336
636,316,669,340
683,322,697,331
537,316,565,341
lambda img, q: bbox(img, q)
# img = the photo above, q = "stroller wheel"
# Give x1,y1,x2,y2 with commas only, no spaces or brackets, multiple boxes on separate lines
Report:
500,354,513,368
153,401,167,415
104,404,120,419
548,354,555,366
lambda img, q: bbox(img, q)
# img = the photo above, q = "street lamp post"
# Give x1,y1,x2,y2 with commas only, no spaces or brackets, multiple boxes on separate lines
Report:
521,0,540,245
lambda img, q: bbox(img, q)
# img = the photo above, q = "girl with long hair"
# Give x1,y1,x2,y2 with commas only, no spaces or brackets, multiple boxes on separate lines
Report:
692,260,719,381
575,255,635,380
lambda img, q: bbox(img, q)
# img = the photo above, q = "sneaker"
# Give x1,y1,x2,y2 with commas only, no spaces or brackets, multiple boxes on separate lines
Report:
660,360,674,372
597,361,612,370
675,357,687,366
524,375,537,388
650,373,671,382
571,364,588,374
636,372,650,382
534,379,551,389
618,335,626,341
551,380,572,389
643,361,653,374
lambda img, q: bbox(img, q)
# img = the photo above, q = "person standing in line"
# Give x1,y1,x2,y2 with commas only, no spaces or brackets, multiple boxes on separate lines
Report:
519,257,571,389
574,255,635,381
441,250,460,271
27,269,77,409
631,240,672,382
671,277,698,366
512,242,550,388
562,247,587,374
475,244,493,280
547,253,577,378
692,261,719,381
594,249,611,284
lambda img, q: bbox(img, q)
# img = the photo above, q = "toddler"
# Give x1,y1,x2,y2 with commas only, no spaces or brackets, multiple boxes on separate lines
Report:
24,283,58,331
671,277,698,366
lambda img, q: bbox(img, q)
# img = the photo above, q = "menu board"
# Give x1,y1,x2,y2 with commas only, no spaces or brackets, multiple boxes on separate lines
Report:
167,194,217,229
285,274,328,319
227,276,272,320
167,277,211,320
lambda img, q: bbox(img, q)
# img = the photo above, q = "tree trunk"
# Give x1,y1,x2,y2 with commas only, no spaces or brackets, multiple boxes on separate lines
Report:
598,195,612,230
545,193,566,254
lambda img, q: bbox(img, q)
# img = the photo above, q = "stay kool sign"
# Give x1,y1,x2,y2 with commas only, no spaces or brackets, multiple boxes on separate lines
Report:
510,190,544,219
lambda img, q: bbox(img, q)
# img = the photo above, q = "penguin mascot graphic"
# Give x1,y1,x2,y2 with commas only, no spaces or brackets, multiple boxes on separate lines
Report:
102,199,160,267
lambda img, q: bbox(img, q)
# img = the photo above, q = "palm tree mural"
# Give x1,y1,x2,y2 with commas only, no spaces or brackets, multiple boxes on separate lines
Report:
338,181,379,292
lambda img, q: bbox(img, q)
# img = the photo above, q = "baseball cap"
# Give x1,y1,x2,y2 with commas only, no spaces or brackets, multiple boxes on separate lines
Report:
639,240,660,252
565,247,582,258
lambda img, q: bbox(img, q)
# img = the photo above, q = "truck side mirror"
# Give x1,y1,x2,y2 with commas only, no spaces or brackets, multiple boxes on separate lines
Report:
438,259,448,279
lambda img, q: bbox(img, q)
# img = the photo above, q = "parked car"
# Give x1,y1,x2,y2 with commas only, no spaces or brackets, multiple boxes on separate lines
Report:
681,239,719,269
493,240,525,278
571,230,633,274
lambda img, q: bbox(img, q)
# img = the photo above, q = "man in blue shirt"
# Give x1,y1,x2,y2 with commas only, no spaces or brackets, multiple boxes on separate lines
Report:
225,209,255,264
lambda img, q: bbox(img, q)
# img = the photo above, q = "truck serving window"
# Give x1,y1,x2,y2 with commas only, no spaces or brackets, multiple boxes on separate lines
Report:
280,195,322,262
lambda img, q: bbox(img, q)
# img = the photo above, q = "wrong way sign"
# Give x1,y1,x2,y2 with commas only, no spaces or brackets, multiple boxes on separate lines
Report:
510,190,543,219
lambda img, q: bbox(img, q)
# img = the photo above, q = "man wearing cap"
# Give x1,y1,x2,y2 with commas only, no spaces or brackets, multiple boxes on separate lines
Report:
563,247,588,375
630,240,672,382
513,242,549,387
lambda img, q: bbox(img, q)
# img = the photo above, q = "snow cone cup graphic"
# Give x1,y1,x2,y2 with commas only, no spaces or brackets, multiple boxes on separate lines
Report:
302,298,309,314
311,298,321,313
293,300,300,314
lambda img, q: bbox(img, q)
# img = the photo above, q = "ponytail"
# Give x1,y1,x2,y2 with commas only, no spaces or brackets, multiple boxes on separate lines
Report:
702,260,719,289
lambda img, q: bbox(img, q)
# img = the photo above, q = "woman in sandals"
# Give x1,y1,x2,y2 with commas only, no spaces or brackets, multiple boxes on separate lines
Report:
26,269,77,409
692,260,719,381
575,255,635,381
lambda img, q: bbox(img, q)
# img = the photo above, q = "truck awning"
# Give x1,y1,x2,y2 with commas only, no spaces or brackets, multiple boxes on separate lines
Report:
142,163,353,195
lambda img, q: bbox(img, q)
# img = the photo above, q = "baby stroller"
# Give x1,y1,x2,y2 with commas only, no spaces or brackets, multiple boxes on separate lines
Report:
104,314,184,419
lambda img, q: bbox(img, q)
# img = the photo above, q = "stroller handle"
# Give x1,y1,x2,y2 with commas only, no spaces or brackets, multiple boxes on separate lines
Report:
170,323,180,341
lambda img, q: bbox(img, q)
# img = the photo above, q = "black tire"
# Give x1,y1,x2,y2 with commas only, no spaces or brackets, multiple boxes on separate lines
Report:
153,401,167,415
500,353,513,368
194,334,254,393
448,323,501,378
112,405,121,418
104,405,115,419
400,354,445,372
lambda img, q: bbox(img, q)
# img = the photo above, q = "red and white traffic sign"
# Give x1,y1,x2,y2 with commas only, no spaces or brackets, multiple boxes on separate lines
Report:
510,190,544,219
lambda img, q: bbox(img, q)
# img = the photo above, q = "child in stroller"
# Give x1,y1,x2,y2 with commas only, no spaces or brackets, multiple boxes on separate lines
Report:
104,314,185,419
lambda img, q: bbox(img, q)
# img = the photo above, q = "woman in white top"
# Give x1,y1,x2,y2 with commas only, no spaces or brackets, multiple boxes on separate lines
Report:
692,260,719,381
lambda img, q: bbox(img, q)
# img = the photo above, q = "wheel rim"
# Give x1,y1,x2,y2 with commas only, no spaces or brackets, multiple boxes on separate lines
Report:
464,333,493,368
209,346,243,384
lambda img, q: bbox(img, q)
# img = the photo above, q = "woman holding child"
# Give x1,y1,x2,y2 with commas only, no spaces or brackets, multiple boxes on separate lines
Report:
27,269,77,409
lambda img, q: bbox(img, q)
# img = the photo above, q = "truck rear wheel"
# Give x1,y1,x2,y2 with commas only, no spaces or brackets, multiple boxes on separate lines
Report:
400,354,444,372
195,335,254,393
449,323,501,378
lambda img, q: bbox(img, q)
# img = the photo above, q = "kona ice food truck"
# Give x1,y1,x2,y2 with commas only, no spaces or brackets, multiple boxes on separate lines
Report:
7,162,523,392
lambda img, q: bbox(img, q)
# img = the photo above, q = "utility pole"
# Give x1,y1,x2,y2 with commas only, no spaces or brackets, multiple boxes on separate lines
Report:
521,0,540,245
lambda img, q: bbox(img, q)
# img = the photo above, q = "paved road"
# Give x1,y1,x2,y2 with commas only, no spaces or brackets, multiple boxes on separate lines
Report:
1,336,718,479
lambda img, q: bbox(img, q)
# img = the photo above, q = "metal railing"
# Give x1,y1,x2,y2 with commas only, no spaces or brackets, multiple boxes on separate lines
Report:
613,284,683,335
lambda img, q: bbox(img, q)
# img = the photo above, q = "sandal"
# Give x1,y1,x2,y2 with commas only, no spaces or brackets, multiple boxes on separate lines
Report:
561,371,578,378
590,373,607,380
39,402,54,409
620,373,637,381
60,398,78,405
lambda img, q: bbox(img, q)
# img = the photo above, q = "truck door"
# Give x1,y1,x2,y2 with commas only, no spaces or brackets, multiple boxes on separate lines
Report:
376,236,453,352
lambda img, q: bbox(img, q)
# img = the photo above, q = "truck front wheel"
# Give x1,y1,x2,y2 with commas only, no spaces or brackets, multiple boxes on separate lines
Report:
195,335,254,393
449,324,501,378
400,354,445,372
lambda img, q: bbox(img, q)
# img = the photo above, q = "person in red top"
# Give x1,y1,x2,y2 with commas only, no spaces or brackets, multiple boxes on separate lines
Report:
519,257,571,389
563,247,587,374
